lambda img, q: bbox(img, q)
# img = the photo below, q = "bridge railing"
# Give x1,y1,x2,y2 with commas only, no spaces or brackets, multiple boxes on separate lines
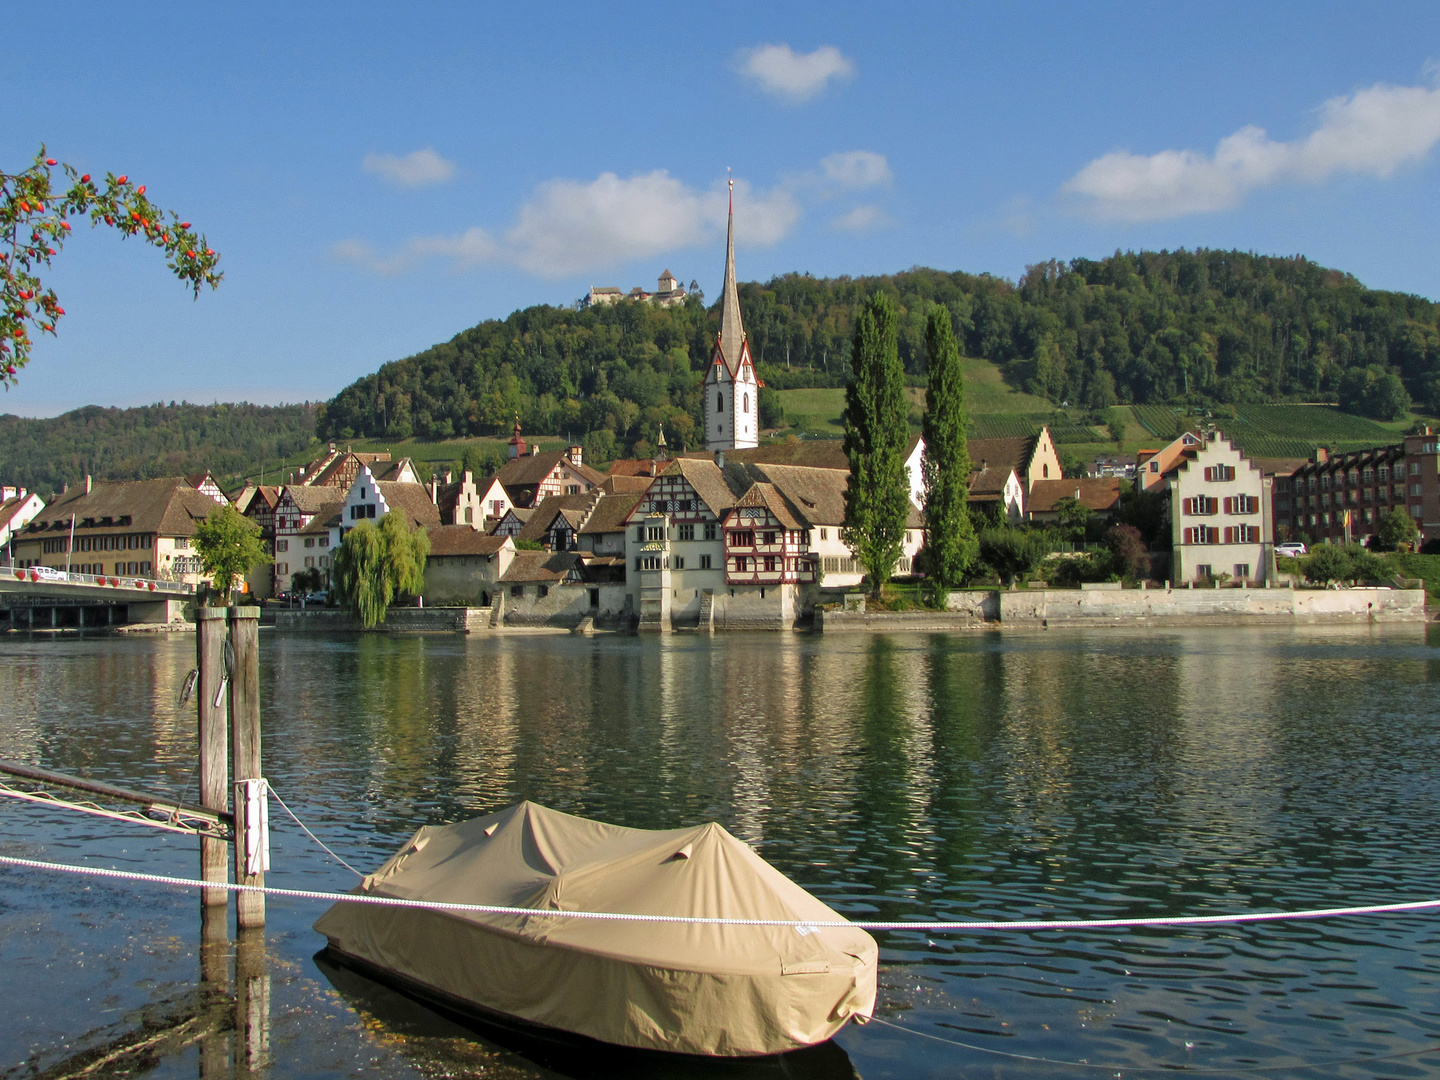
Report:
5,567,194,595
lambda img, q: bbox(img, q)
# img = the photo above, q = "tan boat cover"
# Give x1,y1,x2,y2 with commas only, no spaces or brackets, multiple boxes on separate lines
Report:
314,802,877,1056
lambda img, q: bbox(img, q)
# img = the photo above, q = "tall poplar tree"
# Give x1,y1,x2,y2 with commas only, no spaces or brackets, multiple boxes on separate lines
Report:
920,305,977,597
843,291,910,598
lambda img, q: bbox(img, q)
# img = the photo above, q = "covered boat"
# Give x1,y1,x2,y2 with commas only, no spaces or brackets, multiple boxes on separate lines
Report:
314,802,877,1057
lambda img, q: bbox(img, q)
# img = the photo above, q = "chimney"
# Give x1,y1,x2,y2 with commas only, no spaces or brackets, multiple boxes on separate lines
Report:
531,445,540,456
569,444,583,468
430,476,439,504
463,471,473,486
714,450,725,469
329,442,336,453
1313,447,1329,464
84,475,92,494
444,469,453,485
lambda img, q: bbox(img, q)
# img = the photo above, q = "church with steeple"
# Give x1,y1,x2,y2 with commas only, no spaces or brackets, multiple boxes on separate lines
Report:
704,178,760,452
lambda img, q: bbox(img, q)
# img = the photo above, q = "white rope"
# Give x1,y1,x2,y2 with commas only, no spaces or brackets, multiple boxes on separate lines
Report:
3,854,1440,931
266,787,364,877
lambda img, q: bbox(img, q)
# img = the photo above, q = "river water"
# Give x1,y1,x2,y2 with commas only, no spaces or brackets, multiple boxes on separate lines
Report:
3,626,1440,1079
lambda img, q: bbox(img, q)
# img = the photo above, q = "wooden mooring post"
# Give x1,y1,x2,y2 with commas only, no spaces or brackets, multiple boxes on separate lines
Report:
196,604,266,928
229,606,265,929
196,609,229,910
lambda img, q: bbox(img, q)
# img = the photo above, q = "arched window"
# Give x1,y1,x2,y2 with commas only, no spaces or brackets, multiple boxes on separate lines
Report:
1043,464,1049,478
464,506,473,524
717,393,723,413
743,393,749,413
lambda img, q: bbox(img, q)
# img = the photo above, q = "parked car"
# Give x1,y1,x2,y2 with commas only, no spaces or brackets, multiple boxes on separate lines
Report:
1276,542,1307,558
32,565,68,581
303,591,328,605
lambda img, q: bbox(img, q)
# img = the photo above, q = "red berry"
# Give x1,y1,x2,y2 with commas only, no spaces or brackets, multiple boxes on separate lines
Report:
45,158,56,166
104,216,114,225
54,307,64,315
180,222,190,229
116,175,127,184
5,366,14,375
80,174,90,182
205,248,214,256
137,185,145,195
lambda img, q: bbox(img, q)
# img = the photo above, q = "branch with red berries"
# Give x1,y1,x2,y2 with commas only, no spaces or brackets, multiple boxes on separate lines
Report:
1,145,223,386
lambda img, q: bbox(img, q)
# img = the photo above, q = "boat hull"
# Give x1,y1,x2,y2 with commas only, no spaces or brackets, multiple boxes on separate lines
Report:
315,901,874,1057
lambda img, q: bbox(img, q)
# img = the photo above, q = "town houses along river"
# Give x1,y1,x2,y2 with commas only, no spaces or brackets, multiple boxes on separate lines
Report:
3,625,1440,1078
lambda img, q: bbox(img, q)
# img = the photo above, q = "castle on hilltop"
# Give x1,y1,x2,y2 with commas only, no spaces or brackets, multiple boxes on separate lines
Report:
583,270,691,309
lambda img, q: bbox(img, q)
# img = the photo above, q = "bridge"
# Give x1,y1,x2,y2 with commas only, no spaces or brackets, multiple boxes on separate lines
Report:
1,568,194,630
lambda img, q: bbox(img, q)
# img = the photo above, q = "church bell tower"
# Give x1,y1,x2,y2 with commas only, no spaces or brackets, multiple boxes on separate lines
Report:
704,175,759,452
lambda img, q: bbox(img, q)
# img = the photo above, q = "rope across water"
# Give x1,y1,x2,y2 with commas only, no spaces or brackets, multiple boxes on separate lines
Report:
3,853,1439,931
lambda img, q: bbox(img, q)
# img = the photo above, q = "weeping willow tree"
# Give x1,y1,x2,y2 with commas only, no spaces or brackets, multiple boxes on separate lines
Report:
330,512,430,629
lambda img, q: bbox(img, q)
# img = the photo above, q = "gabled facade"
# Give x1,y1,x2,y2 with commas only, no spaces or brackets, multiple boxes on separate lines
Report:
1137,431,1204,491
622,456,923,630
490,435,605,508
328,465,442,550
1169,430,1274,584
0,489,45,563
703,182,760,452
185,471,230,505
721,485,815,586
272,486,343,594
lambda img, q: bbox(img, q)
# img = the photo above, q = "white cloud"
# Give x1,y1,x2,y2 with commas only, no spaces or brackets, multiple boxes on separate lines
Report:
334,170,800,279
830,205,892,232
361,147,457,187
736,44,854,101
1063,79,1440,221
820,151,892,189
332,228,497,275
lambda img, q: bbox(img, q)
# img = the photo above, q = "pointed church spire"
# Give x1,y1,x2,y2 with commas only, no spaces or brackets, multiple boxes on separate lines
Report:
717,170,746,376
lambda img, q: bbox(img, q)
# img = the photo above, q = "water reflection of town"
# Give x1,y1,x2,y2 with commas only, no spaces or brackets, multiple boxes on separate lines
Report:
260,626,1433,917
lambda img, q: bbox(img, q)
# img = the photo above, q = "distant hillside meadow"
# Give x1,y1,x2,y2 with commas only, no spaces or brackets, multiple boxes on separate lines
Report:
5,249,1439,496
316,249,1440,464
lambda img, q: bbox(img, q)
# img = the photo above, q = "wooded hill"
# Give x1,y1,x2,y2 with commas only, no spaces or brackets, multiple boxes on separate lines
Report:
0,402,320,498
317,249,1440,461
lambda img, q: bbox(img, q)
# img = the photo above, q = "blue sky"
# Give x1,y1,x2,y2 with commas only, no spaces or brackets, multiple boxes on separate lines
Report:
5,1,1440,417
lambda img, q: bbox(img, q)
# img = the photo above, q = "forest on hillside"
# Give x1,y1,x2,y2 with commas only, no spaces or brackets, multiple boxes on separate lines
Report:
318,249,1440,461
0,402,319,498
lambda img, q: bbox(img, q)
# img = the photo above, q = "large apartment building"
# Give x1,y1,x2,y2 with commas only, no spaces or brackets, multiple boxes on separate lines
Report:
1273,428,1440,545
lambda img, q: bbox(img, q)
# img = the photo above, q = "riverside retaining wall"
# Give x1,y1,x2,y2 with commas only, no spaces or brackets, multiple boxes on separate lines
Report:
819,585,1425,631
273,607,490,633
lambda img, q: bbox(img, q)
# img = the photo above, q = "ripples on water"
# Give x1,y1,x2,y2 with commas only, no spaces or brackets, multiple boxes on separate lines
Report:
3,625,1440,1078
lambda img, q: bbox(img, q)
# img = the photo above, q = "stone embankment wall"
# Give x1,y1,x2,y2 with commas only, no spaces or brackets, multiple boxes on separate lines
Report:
999,585,1425,625
819,586,1425,631
274,607,489,633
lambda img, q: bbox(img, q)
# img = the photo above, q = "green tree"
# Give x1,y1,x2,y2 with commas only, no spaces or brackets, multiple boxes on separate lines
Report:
330,513,431,628
920,304,976,597
979,526,1053,585
1052,496,1094,541
843,292,911,598
1372,505,1421,552
290,567,323,596
191,505,271,604
2,147,221,384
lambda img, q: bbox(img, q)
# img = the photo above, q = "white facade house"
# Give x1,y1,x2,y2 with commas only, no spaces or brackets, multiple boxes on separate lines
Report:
703,185,760,452
327,464,442,552
1168,430,1274,584
0,489,45,561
